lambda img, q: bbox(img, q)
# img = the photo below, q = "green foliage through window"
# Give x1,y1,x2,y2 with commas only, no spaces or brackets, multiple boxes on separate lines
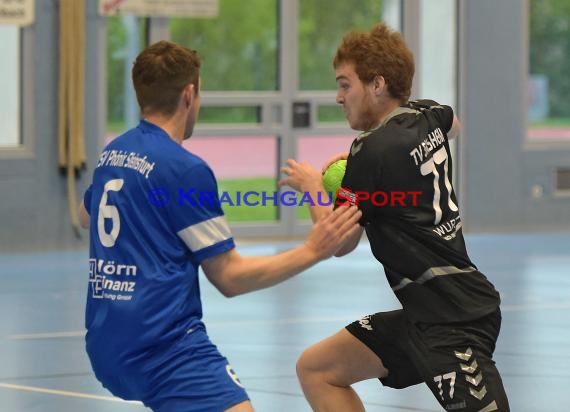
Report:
170,0,278,91
299,0,383,90
106,16,146,126
530,0,570,120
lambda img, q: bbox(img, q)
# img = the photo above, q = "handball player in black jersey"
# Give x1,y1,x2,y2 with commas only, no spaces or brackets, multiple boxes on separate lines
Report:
280,23,509,412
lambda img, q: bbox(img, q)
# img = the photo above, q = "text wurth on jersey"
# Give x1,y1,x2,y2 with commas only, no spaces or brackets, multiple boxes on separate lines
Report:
433,216,462,240
89,259,138,300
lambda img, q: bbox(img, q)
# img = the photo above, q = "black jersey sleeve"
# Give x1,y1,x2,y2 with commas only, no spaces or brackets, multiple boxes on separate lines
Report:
410,100,454,134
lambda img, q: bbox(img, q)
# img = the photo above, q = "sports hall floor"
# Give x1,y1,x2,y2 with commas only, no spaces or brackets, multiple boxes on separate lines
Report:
0,232,568,411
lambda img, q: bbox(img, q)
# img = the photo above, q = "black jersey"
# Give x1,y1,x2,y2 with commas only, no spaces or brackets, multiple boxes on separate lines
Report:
340,100,500,324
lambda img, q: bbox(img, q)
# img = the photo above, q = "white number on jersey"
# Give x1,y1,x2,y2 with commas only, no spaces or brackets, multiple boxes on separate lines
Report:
420,146,458,224
97,179,124,247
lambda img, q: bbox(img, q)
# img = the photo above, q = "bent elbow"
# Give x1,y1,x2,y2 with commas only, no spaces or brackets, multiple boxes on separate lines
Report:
214,282,244,298
219,288,238,298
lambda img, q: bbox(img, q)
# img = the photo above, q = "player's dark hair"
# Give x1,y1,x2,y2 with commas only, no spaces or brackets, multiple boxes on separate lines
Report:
132,41,201,117
333,23,414,103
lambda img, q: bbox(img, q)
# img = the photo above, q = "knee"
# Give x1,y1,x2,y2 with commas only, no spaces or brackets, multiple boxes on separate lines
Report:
296,346,338,389
296,348,313,382
296,346,326,386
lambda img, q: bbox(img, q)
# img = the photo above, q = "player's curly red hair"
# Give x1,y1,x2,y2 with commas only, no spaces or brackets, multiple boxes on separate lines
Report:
334,23,414,104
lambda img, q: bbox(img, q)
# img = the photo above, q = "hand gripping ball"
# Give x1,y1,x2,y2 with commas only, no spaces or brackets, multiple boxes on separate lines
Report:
322,159,347,201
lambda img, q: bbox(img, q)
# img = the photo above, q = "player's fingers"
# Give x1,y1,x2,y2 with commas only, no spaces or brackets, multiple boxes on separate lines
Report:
341,206,362,226
317,206,361,254
338,212,363,239
321,152,349,173
327,204,360,225
331,209,362,249
285,158,299,168
277,176,298,188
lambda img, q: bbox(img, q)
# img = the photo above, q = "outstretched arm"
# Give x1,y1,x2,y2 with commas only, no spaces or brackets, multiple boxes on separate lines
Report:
201,205,362,297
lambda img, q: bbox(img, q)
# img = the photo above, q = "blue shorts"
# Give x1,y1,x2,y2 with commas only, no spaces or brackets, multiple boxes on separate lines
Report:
94,327,249,412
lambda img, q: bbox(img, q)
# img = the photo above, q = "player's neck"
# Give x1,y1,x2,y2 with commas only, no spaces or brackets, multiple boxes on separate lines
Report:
375,99,402,129
144,113,185,144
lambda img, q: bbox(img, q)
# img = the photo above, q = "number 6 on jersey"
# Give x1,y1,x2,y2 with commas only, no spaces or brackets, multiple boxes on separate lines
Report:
97,179,124,247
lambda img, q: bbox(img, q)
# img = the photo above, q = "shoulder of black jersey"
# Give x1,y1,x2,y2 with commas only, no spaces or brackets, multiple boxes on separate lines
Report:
408,99,441,110
359,122,402,151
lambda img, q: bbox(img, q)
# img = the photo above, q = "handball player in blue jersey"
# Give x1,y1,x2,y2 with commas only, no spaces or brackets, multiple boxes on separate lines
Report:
281,24,509,411
78,41,361,412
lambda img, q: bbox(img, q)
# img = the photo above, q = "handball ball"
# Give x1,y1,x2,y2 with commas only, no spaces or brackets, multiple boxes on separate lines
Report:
322,159,347,198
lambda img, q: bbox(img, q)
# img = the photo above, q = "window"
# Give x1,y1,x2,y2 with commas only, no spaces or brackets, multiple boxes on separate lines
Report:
0,26,21,147
299,0,385,92
106,15,146,139
419,0,456,107
183,136,280,222
528,0,570,142
170,0,278,93
170,0,279,223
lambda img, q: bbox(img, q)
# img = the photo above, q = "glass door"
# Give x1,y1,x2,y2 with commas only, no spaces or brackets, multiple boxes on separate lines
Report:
105,0,400,237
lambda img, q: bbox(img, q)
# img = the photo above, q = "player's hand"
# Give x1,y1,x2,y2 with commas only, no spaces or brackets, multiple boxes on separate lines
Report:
321,152,349,174
279,159,322,193
304,205,362,260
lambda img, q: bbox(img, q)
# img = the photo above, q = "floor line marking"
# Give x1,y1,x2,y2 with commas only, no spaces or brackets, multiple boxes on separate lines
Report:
0,382,142,404
7,331,85,340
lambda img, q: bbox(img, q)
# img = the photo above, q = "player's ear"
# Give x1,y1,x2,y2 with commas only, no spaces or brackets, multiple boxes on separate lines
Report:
373,75,386,96
183,83,195,109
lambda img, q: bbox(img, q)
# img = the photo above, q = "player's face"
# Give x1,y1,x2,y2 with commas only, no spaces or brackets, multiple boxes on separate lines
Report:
335,63,379,131
183,78,201,140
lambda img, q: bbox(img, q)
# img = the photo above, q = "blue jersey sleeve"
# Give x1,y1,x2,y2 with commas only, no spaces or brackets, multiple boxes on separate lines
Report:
166,163,235,263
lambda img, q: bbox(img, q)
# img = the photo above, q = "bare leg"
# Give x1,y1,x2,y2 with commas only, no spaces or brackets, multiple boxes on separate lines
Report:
225,400,255,412
297,329,389,412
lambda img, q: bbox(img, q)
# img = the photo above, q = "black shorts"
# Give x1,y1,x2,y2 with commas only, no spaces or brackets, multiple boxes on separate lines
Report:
346,309,510,412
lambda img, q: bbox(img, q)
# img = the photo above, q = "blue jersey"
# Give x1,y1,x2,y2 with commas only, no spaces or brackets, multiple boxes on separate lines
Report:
83,120,234,380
